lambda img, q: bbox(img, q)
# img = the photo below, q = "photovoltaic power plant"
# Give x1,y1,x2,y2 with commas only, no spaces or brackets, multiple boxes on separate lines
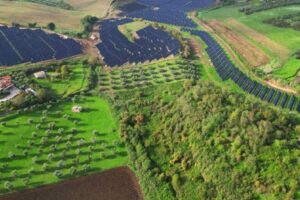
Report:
97,18,180,67
0,26,82,67
128,8,197,28
184,28,300,112
124,0,214,28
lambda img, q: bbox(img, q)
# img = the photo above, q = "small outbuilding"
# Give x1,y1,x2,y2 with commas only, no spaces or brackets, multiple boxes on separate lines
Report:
34,71,47,79
72,105,82,113
90,34,97,41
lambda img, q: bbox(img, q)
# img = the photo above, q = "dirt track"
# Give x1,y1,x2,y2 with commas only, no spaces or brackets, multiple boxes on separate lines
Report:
0,167,144,200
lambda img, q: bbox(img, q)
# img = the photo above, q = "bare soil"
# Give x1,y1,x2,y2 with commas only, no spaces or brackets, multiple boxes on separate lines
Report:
207,20,269,67
0,167,144,200
266,79,297,94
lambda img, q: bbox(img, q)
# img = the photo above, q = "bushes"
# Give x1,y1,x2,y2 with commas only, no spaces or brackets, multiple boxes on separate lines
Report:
264,12,300,31
240,0,300,15
113,81,300,200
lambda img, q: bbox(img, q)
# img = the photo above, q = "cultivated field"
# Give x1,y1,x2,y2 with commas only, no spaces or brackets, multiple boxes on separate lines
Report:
0,167,143,200
99,59,200,92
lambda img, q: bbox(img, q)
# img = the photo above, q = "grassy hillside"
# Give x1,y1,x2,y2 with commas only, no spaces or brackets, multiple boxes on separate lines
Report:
200,5,300,83
111,80,300,200
0,96,127,195
0,0,111,32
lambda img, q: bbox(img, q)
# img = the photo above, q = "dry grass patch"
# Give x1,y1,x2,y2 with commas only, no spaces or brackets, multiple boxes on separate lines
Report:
208,20,269,67
65,0,112,17
226,18,290,63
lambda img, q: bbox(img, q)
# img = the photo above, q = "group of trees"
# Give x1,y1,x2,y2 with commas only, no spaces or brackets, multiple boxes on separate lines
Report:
11,21,56,31
239,0,300,15
264,12,300,31
110,80,300,200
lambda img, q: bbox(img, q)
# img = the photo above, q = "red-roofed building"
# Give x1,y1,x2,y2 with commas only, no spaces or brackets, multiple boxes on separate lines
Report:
0,75,13,91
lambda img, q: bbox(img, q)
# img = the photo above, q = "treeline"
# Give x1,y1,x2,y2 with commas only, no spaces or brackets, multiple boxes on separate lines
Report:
264,12,300,31
14,0,73,10
239,0,300,15
109,80,300,200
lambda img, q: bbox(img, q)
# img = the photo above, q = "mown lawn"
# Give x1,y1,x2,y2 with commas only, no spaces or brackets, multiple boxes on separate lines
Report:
273,56,300,80
0,96,127,195
35,63,89,97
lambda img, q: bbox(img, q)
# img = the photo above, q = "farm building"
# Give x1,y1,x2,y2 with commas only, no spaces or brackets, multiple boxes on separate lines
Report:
72,105,83,113
34,71,47,79
0,75,13,92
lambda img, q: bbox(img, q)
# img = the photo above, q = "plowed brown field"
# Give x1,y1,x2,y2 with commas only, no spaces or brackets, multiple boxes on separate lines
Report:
0,167,143,200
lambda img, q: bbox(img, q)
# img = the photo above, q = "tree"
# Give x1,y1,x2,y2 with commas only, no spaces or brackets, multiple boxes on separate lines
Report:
47,22,56,31
28,22,37,28
32,156,38,164
81,15,99,34
56,160,65,168
82,164,90,172
47,153,54,161
23,177,30,186
53,170,62,178
8,152,16,159
4,181,13,191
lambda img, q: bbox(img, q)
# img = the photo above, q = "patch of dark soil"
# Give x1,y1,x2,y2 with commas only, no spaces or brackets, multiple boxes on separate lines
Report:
0,167,143,200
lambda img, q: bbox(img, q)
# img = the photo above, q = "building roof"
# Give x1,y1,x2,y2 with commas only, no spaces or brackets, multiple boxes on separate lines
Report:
0,75,13,90
34,71,47,78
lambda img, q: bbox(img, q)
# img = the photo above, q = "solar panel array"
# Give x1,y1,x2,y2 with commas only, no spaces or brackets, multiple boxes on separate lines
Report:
97,19,180,67
128,8,197,28
136,0,214,11
124,0,214,28
0,26,82,67
185,29,300,112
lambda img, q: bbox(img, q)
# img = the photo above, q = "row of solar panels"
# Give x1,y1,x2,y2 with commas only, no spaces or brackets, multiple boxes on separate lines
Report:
136,0,214,11
97,19,180,67
185,29,300,112
0,26,82,67
127,8,197,28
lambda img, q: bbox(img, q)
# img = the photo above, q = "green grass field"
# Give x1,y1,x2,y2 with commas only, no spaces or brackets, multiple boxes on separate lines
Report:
200,5,300,80
273,56,300,80
118,21,150,42
34,63,89,97
0,95,127,195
